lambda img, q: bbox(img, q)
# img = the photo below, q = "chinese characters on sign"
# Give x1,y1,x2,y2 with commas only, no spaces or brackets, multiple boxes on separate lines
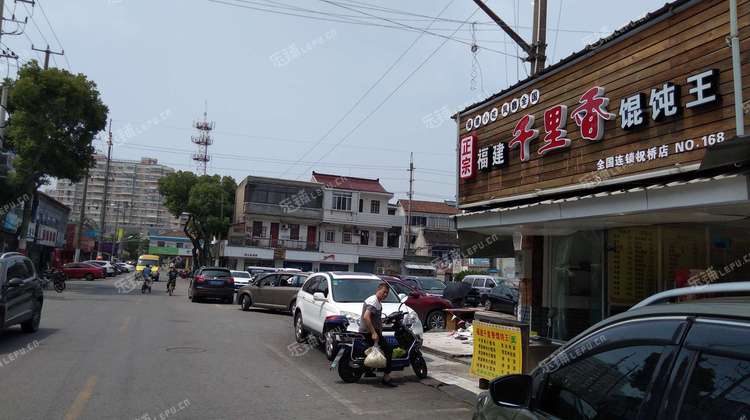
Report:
466,69,720,173
470,321,523,379
459,135,476,180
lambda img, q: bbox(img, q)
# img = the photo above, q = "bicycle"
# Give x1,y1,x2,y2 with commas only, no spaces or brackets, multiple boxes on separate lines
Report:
167,279,175,296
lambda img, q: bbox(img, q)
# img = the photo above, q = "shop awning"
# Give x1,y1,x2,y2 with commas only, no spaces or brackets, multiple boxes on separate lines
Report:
457,172,750,235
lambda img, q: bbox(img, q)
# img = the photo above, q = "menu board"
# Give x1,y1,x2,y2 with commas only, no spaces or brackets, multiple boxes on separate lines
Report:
607,228,659,306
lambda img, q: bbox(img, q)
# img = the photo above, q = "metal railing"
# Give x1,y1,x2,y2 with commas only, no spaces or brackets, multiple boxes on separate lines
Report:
227,236,318,251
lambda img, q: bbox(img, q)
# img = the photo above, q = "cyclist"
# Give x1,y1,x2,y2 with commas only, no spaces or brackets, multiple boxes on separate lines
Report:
167,266,178,295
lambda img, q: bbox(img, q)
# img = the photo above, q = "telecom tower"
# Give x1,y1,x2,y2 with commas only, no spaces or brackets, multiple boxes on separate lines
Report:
191,109,214,175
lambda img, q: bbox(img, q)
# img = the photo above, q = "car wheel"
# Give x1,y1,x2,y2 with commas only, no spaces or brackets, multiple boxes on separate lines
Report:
426,310,446,330
294,312,307,343
288,299,296,314
240,294,252,311
324,329,338,361
21,300,42,333
85,273,94,281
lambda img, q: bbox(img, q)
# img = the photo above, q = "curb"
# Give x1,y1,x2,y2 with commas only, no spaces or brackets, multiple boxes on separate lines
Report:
422,346,473,366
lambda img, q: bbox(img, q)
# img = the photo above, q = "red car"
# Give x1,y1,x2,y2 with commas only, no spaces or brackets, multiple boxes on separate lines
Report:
379,276,452,330
62,262,105,281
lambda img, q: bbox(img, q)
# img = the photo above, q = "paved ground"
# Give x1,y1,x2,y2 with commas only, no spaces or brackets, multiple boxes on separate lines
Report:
0,275,474,420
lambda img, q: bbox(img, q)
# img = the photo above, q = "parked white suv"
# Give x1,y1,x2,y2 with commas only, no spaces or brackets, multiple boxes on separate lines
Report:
293,272,423,361
230,270,252,291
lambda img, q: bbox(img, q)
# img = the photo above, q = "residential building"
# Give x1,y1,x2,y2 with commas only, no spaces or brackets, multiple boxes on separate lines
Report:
50,155,181,235
311,172,404,274
398,199,460,280
222,176,358,271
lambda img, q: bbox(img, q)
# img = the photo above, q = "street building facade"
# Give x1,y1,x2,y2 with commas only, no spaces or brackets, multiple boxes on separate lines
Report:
223,175,358,271
454,0,750,342
398,199,460,280
50,155,182,237
311,172,404,274
147,231,194,270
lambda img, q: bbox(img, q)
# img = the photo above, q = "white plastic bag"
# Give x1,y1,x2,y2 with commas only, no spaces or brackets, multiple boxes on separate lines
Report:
364,345,387,369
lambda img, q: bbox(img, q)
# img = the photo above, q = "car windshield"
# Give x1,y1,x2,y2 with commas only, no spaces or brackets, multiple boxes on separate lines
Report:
330,278,399,303
415,277,446,290
202,269,230,277
138,258,158,266
231,272,250,278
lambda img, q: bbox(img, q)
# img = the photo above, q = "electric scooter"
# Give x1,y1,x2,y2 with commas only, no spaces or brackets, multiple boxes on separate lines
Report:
331,308,428,383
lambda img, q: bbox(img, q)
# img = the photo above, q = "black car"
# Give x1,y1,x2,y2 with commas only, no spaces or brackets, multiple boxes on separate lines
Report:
0,252,43,333
188,267,234,303
483,284,518,315
475,282,750,419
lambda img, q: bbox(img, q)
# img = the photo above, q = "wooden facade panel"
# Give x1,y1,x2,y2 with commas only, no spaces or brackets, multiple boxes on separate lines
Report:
458,0,750,207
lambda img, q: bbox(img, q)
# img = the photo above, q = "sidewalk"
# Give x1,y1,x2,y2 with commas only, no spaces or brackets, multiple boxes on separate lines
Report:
419,330,482,403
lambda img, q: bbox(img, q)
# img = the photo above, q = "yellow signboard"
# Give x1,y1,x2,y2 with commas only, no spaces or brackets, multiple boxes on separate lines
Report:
470,321,523,379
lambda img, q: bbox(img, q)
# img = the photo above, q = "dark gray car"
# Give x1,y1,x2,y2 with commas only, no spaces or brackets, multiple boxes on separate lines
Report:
237,272,308,313
474,282,750,419
0,252,43,333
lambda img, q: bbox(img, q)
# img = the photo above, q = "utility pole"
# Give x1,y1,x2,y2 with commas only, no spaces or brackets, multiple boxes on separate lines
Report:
405,152,414,255
96,120,113,259
31,44,64,70
73,169,89,262
111,202,120,262
471,0,548,75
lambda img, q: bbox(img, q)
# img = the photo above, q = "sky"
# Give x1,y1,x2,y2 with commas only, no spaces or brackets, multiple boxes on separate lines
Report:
7,0,661,202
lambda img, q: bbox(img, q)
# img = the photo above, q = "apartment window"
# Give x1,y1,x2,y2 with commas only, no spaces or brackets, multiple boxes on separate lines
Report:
387,231,400,248
325,230,335,242
343,228,353,243
176,243,184,248
358,199,364,213
360,230,369,246
388,207,396,215
333,192,352,211
252,221,264,237
289,224,300,240
370,200,380,214
376,231,384,247
157,241,165,247
410,215,427,226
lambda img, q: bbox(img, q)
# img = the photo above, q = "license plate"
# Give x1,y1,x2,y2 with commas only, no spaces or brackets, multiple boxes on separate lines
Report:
209,280,224,286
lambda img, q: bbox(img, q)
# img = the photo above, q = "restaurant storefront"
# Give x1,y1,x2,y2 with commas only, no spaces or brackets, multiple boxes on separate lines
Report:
454,0,750,341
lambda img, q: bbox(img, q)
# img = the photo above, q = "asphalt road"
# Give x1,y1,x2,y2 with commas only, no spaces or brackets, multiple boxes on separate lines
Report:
0,274,473,420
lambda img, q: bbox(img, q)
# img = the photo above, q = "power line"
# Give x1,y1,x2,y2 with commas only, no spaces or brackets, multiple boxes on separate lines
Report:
110,118,454,157
209,0,520,57
277,0,457,178
120,141,456,174
20,2,58,68
294,6,480,178
35,0,70,69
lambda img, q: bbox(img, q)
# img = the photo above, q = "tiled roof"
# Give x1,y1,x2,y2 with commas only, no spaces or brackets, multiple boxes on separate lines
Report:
311,172,389,194
398,199,459,215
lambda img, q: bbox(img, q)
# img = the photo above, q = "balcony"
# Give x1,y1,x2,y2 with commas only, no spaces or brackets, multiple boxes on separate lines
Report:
319,241,403,260
322,209,403,227
244,202,323,221
227,236,318,252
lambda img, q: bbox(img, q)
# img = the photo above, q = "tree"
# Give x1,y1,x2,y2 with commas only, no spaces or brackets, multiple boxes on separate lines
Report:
4,61,108,250
159,171,235,267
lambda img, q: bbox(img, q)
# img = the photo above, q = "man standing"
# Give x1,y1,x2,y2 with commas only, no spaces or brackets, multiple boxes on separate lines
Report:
360,282,395,387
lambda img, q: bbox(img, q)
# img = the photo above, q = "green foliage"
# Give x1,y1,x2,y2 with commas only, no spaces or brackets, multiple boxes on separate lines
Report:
158,171,236,265
6,61,108,183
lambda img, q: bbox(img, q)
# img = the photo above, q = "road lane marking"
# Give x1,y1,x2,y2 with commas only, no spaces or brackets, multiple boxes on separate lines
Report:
264,344,363,415
119,316,131,334
63,375,97,420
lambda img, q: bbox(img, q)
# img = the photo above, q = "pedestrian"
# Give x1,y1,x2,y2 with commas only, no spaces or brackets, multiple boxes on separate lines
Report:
360,282,395,387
